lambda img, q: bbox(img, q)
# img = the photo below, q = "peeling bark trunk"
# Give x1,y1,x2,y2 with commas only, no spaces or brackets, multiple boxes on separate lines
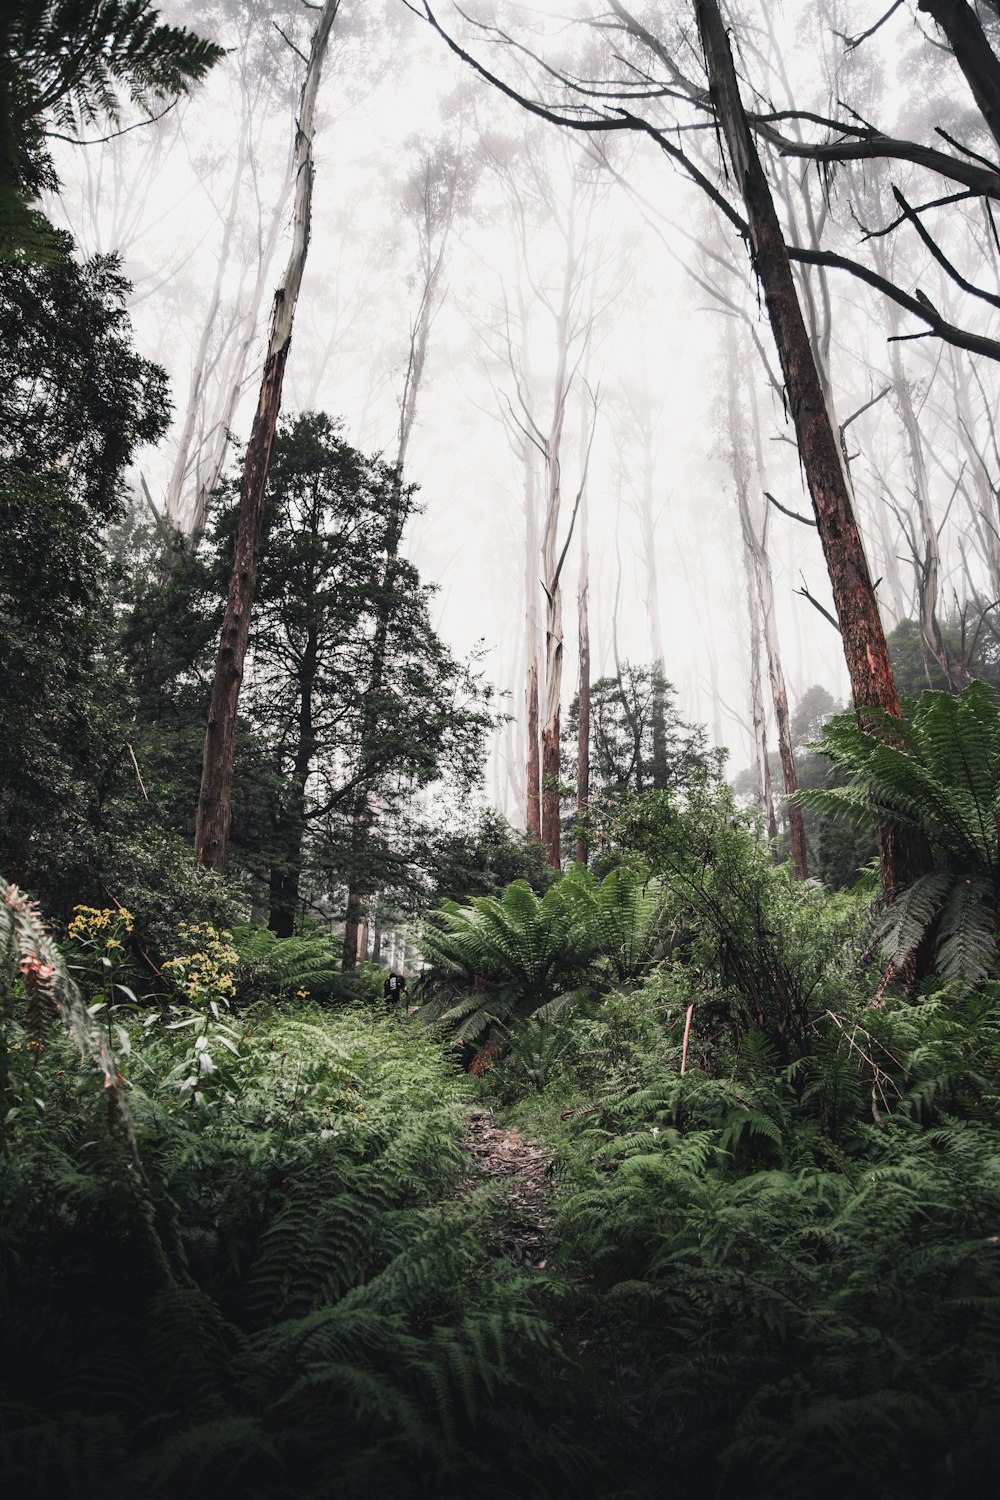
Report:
696,0,925,892
195,0,339,876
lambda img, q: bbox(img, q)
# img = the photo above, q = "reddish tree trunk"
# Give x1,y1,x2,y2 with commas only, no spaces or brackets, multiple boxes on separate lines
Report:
696,0,926,891
195,0,339,875
195,341,288,873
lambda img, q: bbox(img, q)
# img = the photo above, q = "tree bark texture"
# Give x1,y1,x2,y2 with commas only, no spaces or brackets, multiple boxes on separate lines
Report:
195,0,339,876
918,0,1000,155
695,0,924,891
527,656,542,841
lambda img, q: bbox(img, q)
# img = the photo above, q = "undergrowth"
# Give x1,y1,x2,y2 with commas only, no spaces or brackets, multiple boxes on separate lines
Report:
0,979,577,1500
486,976,1000,1499
5,859,1000,1500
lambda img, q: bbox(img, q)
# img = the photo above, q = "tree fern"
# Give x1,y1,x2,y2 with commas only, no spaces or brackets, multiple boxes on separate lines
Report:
798,683,1000,986
418,866,671,1048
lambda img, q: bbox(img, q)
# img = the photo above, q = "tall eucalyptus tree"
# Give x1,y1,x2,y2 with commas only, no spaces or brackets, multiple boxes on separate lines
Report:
196,0,340,876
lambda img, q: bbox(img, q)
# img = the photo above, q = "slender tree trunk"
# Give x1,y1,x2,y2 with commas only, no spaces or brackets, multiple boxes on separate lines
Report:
696,0,924,891
757,506,809,877
527,658,542,840
575,411,590,865
729,339,778,846
738,351,808,877
267,625,319,937
885,308,967,690
539,286,573,870
745,540,778,846
342,155,456,966
195,0,339,875
635,401,669,785
524,445,542,840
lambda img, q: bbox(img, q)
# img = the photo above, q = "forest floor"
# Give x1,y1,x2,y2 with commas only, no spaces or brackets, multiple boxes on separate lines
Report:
454,1106,652,1458
453,1107,553,1270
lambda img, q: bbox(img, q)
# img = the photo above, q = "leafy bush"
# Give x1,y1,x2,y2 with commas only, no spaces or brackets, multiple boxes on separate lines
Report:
228,923,341,1007
609,781,868,1058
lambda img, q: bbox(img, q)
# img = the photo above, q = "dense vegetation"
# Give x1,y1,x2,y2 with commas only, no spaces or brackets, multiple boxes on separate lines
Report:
3,5,1000,1498
4,741,1000,1496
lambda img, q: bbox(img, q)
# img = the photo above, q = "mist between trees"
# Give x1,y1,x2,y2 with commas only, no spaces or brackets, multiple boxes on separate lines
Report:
1,0,999,929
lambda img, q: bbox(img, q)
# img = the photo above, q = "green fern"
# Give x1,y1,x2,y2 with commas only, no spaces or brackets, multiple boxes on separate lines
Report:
230,925,341,1005
798,683,1000,986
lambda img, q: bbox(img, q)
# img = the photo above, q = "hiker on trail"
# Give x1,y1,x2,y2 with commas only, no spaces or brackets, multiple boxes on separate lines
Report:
384,970,408,1006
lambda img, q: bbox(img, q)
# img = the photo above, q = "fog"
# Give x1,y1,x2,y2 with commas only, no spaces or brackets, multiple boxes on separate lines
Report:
48,0,1000,825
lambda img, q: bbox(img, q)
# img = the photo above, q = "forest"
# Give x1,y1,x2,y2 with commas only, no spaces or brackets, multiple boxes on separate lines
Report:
2,1,1000,1496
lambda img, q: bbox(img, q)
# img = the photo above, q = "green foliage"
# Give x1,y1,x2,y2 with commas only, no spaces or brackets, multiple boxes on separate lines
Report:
0,878,133,1145
0,249,170,910
1,1,223,261
798,682,1000,984
525,976,1000,1497
0,955,569,1498
607,781,867,1058
566,661,726,804
229,924,341,1007
418,863,671,1044
94,830,247,973
422,803,551,906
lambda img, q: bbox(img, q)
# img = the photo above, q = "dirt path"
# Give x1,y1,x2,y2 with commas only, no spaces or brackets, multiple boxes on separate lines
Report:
454,1107,553,1269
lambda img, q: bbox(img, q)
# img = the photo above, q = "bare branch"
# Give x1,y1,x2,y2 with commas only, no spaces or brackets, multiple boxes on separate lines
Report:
765,490,816,527
44,97,177,145
832,0,905,51
842,384,892,432
796,576,841,631
788,243,1000,362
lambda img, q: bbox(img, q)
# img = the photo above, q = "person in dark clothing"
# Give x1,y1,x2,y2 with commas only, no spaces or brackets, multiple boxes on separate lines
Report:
384,971,408,1006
